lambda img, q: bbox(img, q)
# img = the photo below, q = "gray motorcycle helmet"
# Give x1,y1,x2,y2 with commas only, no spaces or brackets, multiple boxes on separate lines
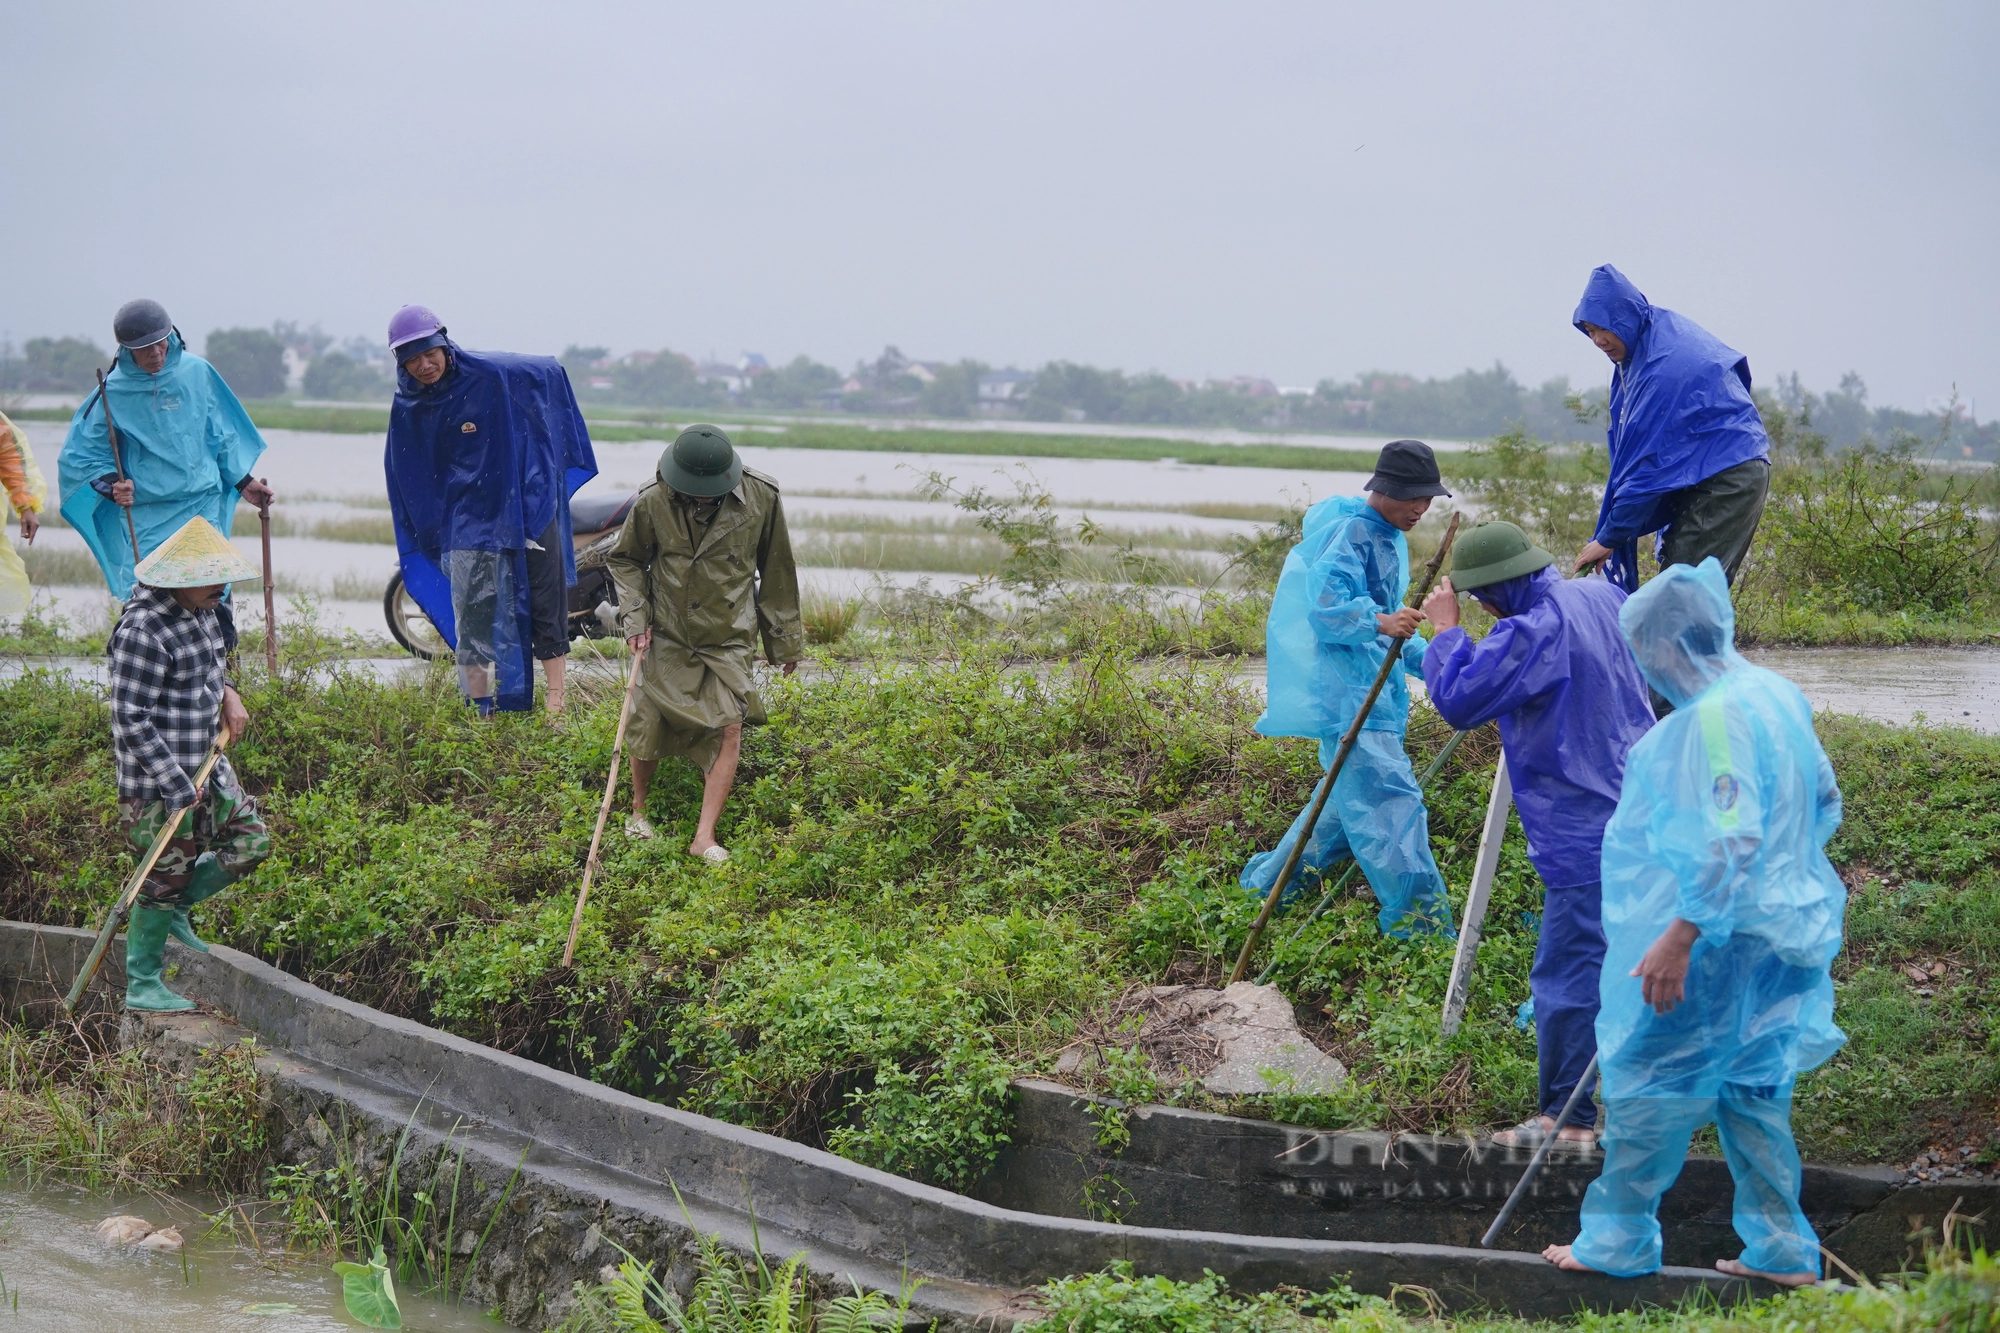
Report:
113,299,173,350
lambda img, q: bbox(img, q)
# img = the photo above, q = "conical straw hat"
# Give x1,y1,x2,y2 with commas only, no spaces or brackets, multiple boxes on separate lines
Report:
133,516,261,588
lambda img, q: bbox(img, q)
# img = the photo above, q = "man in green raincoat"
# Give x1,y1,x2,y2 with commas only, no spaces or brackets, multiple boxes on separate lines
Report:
605,425,802,863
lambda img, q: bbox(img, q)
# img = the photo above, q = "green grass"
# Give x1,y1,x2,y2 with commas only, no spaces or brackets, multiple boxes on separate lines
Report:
0,612,1993,1189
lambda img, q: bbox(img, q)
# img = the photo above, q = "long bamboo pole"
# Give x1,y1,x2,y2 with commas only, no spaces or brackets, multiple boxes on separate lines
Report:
562,648,647,967
258,482,278,673
1228,511,1462,985
94,369,141,565
63,727,232,1013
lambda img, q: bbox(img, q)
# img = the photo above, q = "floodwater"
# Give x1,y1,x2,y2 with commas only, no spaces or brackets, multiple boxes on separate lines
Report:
0,1187,508,1331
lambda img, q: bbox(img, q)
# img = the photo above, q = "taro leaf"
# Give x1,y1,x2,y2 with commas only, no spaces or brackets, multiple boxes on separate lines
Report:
332,1245,402,1329
240,1306,301,1317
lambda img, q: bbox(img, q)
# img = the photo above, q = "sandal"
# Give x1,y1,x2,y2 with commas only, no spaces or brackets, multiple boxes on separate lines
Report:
696,845,730,866
1493,1117,1597,1149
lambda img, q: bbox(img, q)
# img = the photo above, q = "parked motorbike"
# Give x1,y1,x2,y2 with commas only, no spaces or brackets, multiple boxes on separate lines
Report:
383,490,640,660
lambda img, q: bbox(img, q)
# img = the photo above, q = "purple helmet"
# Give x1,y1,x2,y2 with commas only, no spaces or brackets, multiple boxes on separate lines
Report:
387,304,448,361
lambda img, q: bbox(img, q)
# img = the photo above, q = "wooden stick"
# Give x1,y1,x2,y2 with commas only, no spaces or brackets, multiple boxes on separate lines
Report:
1228,512,1462,985
63,726,232,1014
258,482,278,673
562,648,647,967
1440,751,1512,1036
94,368,141,565
1481,1052,1598,1247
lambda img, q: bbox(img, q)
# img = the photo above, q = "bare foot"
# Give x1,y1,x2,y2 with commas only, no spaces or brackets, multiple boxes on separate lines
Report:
1542,1244,1598,1272
1716,1259,1816,1287
1495,1115,1598,1148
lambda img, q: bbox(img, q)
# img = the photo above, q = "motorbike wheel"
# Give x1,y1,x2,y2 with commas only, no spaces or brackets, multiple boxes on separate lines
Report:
384,571,449,660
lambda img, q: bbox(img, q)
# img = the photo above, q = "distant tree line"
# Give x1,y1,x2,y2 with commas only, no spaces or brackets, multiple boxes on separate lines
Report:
0,326,1988,457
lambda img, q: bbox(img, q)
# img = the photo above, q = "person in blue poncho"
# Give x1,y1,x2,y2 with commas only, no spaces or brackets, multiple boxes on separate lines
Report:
1421,522,1655,1148
1571,266,1770,599
1242,440,1454,938
384,306,598,716
57,299,274,601
1542,560,1846,1286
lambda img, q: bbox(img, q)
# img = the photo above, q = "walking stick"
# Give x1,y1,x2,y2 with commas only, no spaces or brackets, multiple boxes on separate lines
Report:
94,368,142,565
1229,512,1462,985
1481,1052,1599,1247
1440,751,1512,1036
63,726,232,1014
562,647,647,967
257,482,278,673
1252,726,1471,986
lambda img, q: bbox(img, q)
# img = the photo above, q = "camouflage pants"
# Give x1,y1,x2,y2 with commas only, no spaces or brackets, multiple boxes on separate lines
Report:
117,768,270,906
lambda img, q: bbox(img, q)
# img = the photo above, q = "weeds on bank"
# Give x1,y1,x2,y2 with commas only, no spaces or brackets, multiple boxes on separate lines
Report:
1015,1238,2000,1333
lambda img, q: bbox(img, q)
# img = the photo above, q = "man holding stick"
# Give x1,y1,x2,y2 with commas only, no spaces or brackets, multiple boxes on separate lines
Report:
57,300,273,600
1422,523,1655,1147
605,426,801,863
1241,440,1454,938
106,517,271,1012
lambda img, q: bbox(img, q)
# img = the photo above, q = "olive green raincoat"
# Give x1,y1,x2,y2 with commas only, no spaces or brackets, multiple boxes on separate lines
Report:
605,468,802,769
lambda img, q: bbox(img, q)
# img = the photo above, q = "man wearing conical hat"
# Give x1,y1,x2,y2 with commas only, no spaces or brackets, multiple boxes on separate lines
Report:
105,516,272,1011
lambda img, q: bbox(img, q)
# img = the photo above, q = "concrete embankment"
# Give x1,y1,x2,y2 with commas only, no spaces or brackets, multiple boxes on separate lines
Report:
0,920,1839,1326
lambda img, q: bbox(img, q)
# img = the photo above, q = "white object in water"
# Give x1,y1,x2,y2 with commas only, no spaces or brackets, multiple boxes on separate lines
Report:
136,1225,184,1253
94,1215,153,1246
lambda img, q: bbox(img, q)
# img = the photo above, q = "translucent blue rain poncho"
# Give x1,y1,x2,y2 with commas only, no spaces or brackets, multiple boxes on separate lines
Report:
57,332,266,598
386,341,597,711
1245,495,1452,937
1569,559,1847,1279
1574,266,1770,592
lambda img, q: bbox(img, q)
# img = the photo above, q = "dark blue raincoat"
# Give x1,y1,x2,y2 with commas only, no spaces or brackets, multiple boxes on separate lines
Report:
1573,266,1769,591
385,341,597,711
1427,565,1657,1126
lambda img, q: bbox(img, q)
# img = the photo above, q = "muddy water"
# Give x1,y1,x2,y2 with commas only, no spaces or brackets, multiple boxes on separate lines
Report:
0,1187,508,1330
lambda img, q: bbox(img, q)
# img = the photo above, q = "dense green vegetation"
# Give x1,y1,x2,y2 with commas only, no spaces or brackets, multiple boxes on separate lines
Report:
1,607,1994,1189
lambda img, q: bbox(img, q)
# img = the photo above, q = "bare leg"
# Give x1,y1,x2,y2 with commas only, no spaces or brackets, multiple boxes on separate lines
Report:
460,663,492,700
542,655,567,715
1542,1244,1599,1272
629,758,659,816
690,724,741,856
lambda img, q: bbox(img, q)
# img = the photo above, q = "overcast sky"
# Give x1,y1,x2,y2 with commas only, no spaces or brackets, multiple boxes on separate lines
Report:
4,2,1994,413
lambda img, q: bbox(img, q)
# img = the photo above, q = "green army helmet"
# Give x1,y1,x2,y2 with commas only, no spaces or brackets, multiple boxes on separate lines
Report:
1450,520,1553,592
658,424,743,498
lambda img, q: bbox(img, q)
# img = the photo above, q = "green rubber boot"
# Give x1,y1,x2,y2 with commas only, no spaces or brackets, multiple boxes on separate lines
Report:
125,905,196,1012
167,854,232,953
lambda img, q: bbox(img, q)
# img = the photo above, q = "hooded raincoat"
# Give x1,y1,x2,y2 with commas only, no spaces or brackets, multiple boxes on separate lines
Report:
1243,495,1452,937
1574,266,1769,592
56,333,265,599
1426,566,1655,1126
0,411,48,616
1567,559,1846,1279
385,341,597,711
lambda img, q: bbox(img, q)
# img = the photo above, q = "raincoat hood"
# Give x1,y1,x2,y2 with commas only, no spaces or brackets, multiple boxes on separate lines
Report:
1617,559,1742,709
1472,564,1559,619
1572,264,1652,352
56,331,265,598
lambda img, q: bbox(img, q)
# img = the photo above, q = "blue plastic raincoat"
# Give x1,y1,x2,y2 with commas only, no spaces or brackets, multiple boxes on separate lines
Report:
56,332,266,599
385,341,597,711
1574,266,1769,592
1568,559,1846,1279
1245,495,1452,937
1426,566,1655,1126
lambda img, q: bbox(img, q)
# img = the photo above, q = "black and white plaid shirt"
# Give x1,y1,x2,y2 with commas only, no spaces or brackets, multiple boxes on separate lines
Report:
107,584,233,807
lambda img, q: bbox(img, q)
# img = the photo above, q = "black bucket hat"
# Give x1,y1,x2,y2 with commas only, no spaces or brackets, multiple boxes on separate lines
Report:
658,424,743,498
1364,439,1452,501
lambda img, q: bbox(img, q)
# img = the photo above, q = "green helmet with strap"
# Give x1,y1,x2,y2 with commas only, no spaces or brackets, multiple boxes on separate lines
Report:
658,424,742,498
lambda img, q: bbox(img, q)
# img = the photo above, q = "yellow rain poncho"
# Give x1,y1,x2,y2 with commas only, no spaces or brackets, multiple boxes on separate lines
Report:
0,411,48,617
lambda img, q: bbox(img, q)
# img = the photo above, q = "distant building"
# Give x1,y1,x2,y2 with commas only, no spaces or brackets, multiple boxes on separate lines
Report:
697,363,749,395
281,346,310,393
977,369,1035,403
588,377,615,392
737,352,770,374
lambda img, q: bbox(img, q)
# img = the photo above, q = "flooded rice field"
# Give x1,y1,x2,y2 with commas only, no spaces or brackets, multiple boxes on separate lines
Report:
0,1186,505,1331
